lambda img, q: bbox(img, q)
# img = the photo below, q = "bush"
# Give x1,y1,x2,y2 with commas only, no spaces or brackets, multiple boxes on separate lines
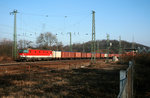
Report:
118,53,150,66
134,53,150,66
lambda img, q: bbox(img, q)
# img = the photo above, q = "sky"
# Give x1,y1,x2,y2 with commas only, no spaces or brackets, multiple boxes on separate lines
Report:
0,0,150,47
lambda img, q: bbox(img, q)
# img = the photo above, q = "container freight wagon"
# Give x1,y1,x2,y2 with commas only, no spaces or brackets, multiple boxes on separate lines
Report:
61,52,70,59
52,51,61,59
86,53,92,58
105,54,112,58
96,53,101,58
111,54,115,57
104,54,108,58
61,52,75,59
109,54,118,58
81,53,87,59
101,53,105,58
74,52,81,59
114,54,119,58
111,54,117,58
109,54,112,58
70,52,75,59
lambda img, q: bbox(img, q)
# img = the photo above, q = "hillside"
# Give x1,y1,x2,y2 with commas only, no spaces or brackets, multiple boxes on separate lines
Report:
63,40,149,53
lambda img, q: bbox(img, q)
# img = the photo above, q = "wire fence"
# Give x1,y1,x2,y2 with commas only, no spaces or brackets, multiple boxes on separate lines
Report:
117,61,134,98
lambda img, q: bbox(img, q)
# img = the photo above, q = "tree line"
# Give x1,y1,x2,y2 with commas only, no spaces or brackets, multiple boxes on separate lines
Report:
0,32,149,59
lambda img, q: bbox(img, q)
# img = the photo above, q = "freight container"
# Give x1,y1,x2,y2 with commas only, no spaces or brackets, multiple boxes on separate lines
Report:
111,54,115,57
108,54,110,58
104,54,108,58
61,52,75,59
91,53,95,58
70,52,75,58
81,52,87,58
52,51,61,59
75,52,81,58
101,53,105,58
108,54,111,58
111,54,116,58
96,53,100,58
61,52,70,58
86,53,92,58
115,54,119,58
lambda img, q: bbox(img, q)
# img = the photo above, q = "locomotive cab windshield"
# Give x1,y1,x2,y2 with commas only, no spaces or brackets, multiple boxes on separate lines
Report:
19,50,28,53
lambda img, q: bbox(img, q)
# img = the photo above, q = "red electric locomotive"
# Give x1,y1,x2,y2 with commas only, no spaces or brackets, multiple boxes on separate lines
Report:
19,49,52,61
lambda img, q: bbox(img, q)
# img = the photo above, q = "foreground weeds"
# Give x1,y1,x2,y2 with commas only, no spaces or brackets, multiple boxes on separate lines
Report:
118,53,150,97
0,63,124,98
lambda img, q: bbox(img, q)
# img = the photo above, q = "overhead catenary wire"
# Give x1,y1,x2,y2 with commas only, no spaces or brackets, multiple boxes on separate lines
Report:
0,24,41,35
1,10,93,47
20,11,91,36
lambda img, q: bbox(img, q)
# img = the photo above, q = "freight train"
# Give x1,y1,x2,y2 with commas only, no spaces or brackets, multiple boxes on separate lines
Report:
19,49,120,61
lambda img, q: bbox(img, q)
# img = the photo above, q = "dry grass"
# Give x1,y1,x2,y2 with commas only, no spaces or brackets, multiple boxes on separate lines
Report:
0,56,13,62
0,60,127,98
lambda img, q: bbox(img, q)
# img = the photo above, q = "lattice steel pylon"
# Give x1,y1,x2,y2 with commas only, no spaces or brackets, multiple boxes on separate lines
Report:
132,35,134,49
119,36,122,57
70,32,72,52
97,41,99,53
91,11,96,63
10,10,18,60
106,34,109,63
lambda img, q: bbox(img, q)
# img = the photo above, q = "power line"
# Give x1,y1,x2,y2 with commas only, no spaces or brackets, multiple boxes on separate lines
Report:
0,24,41,35
72,14,91,26
20,12,48,17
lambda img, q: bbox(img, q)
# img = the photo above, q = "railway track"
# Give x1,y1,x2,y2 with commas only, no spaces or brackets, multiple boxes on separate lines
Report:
0,61,56,66
0,59,92,66
0,62,21,66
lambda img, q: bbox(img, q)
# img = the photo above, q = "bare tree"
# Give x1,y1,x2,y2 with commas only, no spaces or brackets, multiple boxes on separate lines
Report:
51,41,63,51
0,38,13,57
18,40,33,49
18,40,24,49
36,32,57,49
